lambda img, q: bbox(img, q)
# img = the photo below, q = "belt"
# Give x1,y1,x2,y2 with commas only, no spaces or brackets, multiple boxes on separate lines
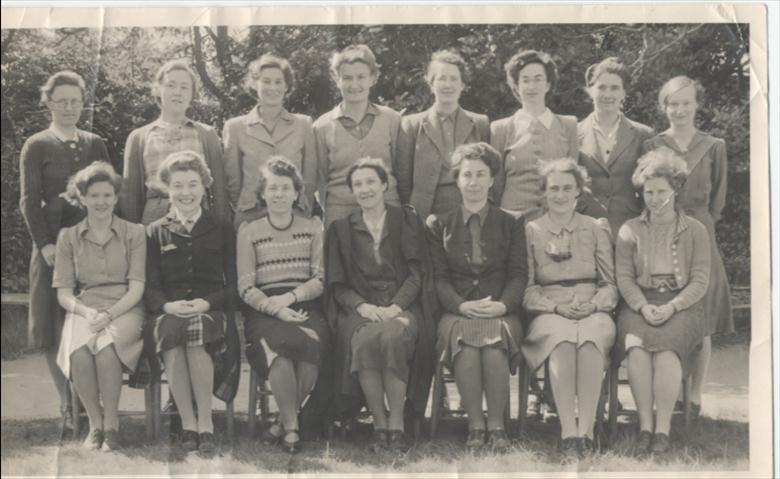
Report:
541,278,596,287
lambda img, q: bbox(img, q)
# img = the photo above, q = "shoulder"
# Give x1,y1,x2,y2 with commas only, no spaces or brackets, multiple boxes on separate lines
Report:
683,215,708,237
426,207,457,231
77,129,106,144
625,117,654,136
313,108,338,129
617,218,642,242
462,108,488,123
223,113,249,130
290,112,314,127
192,121,218,136
297,214,324,232
57,222,80,244
402,110,427,128
119,217,145,236
577,213,611,235
490,115,513,131
21,130,54,155
555,114,578,131
699,131,726,150
375,104,401,119
578,113,593,130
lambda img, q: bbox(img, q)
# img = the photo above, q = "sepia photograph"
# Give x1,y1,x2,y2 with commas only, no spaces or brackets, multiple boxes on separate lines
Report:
0,3,772,477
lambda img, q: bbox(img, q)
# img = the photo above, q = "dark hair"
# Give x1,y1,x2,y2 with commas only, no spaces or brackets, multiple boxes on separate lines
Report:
244,53,295,97
538,158,591,193
330,44,380,80
255,156,304,209
39,70,86,106
451,142,502,179
157,150,213,188
151,59,198,104
632,147,689,199
64,161,122,207
504,49,558,102
346,157,389,191
585,56,631,90
657,75,705,112
426,49,470,85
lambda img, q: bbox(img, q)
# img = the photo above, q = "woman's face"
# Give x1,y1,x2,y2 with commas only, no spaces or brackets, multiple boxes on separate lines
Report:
158,69,193,116
544,171,580,216
261,171,298,216
457,158,494,204
643,177,676,215
255,67,287,108
335,61,377,105
168,169,204,217
430,61,464,107
47,85,84,129
82,181,118,221
589,72,626,114
351,167,386,211
664,84,698,129
515,62,550,106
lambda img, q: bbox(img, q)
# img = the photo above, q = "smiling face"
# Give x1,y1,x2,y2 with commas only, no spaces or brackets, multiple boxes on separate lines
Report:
430,61,464,108
335,62,377,105
261,171,298,216
350,167,386,211
457,158,494,204
664,84,698,129
168,169,204,217
158,69,193,116
82,181,118,220
589,72,626,114
544,171,580,216
47,85,84,129
255,67,287,108
643,176,676,215
515,62,550,107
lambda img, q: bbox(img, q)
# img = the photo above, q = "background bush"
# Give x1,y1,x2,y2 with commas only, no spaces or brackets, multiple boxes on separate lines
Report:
1,23,751,292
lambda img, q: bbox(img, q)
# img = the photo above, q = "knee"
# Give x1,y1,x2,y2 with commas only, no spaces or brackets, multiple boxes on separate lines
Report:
379,324,406,350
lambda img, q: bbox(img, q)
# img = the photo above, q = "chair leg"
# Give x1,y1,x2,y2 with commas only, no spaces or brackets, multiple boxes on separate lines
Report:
260,379,270,425
594,369,608,446
503,388,511,434
608,363,619,444
248,367,258,438
70,382,81,439
430,361,444,438
226,401,235,442
144,385,155,440
152,381,162,441
517,366,529,436
682,375,691,434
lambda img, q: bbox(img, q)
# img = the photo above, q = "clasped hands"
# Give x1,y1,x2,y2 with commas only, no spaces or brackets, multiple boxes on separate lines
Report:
356,303,404,323
163,298,211,318
255,291,309,323
554,301,597,320
640,303,675,326
458,296,507,319
83,308,112,333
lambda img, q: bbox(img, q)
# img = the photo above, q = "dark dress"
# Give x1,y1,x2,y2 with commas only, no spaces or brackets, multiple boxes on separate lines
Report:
145,209,240,402
19,128,110,350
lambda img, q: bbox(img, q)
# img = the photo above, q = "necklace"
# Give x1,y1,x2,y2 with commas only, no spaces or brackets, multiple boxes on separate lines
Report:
268,214,294,231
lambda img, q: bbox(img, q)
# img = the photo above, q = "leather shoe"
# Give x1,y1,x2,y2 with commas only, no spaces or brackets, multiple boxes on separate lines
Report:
369,429,387,453
180,429,198,452
281,430,300,454
487,429,510,452
636,430,653,455
465,428,485,451
198,431,217,456
387,430,408,453
651,433,670,454
559,436,579,460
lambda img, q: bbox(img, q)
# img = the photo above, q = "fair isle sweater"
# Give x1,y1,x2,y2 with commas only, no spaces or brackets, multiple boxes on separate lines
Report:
237,214,324,312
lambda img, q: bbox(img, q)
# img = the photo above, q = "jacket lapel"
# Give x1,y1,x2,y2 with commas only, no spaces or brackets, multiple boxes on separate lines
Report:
454,108,475,145
421,107,446,157
580,114,608,174
607,116,635,168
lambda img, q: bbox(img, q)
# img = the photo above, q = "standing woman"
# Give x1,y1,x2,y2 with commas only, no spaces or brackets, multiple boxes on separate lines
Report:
427,143,527,452
643,76,732,416
490,49,579,221
145,151,240,455
121,59,228,225
53,162,146,451
237,157,330,453
224,54,317,228
522,159,617,457
578,57,655,236
615,148,710,454
396,49,490,219
314,45,402,227
19,70,111,434
325,158,432,452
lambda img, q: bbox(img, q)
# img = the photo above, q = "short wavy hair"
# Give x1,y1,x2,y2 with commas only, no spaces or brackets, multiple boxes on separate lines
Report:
151,59,198,103
632,147,689,195
426,49,470,85
585,56,631,90
255,156,304,209
39,70,86,106
346,157,389,191
330,44,380,80
64,161,122,207
157,150,213,188
244,53,295,96
451,142,502,179
504,49,558,102
538,158,592,194
657,75,704,112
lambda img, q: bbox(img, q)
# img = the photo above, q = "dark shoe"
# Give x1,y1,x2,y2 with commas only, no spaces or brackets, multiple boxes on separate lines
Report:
486,429,510,452
163,398,182,435
83,429,103,451
59,405,74,440
691,402,702,418
559,436,579,461
281,430,301,454
198,432,217,456
101,429,121,452
261,421,284,445
579,437,596,458
387,430,408,453
636,430,653,455
651,433,670,454
465,428,486,451
369,429,388,453
180,429,199,452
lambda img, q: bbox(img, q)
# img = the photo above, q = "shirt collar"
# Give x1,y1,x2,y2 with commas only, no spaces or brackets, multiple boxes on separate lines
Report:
540,212,582,234
247,106,293,126
435,107,459,124
514,108,554,129
49,124,78,142
76,215,122,239
592,113,623,137
639,209,690,236
173,207,202,226
335,102,380,121
461,203,490,225
150,117,196,129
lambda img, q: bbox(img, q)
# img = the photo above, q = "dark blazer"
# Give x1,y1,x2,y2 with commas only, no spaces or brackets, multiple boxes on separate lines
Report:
578,113,654,235
145,209,237,314
396,106,489,218
426,205,527,315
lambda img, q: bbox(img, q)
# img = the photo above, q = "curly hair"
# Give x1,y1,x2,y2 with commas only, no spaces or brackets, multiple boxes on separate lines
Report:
504,49,558,102
244,53,295,97
255,156,304,209
39,70,86,106
157,150,213,188
585,56,631,90
632,147,689,194
451,142,502,179
426,49,470,85
64,161,122,207
330,44,380,79
346,157,389,191
538,158,592,193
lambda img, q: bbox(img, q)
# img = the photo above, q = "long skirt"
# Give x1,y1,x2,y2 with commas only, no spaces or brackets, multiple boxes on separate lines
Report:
27,245,64,351
437,312,524,374
616,289,705,374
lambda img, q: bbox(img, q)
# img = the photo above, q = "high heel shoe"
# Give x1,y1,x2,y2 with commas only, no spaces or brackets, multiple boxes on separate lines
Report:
281,429,300,454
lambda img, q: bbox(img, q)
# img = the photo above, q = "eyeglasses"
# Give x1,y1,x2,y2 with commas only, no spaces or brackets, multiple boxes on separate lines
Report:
48,99,84,110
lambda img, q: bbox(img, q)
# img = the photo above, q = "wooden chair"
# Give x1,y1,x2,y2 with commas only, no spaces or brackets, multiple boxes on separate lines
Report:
247,365,276,438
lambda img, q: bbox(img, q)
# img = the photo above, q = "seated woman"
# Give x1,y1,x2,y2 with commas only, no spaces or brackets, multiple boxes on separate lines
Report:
616,147,710,455
426,142,527,452
521,158,617,458
53,161,145,451
325,158,429,452
237,156,330,453
145,151,240,456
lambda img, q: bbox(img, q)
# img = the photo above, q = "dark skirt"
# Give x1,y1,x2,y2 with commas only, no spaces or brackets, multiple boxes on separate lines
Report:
243,287,330,379
349,309,418,381
616,289,705,374
28,245,64,351
437,312,524,374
